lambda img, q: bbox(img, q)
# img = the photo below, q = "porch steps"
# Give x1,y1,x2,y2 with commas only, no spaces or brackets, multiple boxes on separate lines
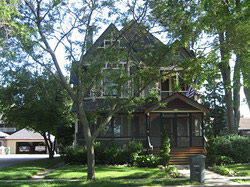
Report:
149,147,206,165
169,147,206,165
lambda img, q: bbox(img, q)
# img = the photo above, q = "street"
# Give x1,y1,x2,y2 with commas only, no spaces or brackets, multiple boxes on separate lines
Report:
0,154,52,169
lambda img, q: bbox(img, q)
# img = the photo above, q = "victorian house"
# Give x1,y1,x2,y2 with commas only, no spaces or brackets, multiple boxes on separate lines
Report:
72,22,208,164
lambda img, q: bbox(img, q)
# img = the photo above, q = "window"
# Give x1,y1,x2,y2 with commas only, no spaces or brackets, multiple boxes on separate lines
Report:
98,117,131,137
161,78,170,91
192,113,202,136
103,69,118,96
98,39,121,49
178,76,188,91
113,118,121,137
100,121,112,137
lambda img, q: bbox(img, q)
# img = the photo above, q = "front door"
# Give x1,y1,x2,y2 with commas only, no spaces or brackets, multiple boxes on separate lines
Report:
161,113,190,147
176,116,190,147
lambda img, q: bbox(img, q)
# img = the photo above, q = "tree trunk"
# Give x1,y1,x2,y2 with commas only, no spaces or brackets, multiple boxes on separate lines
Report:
218,32,235,134
233,54,241,133
42,133,55,159
86,140,95,180
78,102,96,180
242,59,250,110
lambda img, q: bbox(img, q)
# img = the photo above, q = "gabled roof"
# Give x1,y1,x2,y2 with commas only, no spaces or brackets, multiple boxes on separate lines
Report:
0,131,9,138
144,93,209,114
84,23,120,58
5,128,44,140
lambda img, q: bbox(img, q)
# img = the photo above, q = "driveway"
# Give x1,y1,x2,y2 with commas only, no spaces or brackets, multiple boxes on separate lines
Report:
0,154,51,169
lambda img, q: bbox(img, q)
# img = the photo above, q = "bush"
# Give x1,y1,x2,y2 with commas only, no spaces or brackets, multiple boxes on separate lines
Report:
206,155,234,166
160,129,171,166
101,143,124,165
63,145,87,164
212,165,237,176
165,166,180,177
135,154,161,167
124,141,143,165
207,135,250,164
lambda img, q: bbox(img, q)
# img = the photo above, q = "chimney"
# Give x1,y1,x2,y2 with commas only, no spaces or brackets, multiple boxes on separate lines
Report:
86,26,93,51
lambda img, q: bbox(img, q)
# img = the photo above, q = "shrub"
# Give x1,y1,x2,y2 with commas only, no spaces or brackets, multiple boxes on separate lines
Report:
63,145,87,164
63,141,144,165
165,166,180,177
124,141,143,164
206,155,234,166
101,143,124,165
94,142,106,164
212,165,237,176
135,154,161,167
160,129,171,166
207,135,250,164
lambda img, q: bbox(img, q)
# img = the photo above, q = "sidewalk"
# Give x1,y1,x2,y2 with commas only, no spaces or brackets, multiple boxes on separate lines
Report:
176,165,250,186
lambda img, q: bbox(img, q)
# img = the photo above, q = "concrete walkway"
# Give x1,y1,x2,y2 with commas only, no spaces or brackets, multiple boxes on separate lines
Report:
31,161,64,180
176,165,250,186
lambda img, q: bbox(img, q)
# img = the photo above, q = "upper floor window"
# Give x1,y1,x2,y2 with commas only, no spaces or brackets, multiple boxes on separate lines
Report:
103,69,118,96
160,72,188,93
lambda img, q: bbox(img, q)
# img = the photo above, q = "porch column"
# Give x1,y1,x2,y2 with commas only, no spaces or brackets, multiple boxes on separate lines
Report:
146,113,153,150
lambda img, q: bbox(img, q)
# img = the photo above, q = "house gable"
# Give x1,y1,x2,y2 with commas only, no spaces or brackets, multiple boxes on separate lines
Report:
145,93,209,114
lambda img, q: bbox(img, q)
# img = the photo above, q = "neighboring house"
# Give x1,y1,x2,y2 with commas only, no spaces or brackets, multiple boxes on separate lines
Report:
0,128,47,154
0,121,17,135
239,118,250,136
72,22,208,164
0,131,9,146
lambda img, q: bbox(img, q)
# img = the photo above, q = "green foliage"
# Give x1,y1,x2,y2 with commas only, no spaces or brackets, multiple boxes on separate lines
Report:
123,141,143,165
206,155,234,166
160,129,171,166
165,166,180,178
212,165,236,176
135,154,161,168
63,145,87,165
56,124,74,153
63,141,143,165
97,143,124,165
0,69,72,135
207,135,250,164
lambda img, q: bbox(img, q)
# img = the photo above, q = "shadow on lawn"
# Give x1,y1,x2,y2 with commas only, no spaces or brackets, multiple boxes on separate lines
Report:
0,178,195,187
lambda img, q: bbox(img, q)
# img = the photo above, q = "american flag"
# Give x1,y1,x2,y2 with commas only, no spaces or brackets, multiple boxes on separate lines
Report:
186,86,196,98
185,78,197,98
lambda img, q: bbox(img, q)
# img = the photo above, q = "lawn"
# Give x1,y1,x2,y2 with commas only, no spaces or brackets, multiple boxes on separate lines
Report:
0,179,197,187
232,179,250,184
0,158,62,180
45,165,171,179
212,163,250,176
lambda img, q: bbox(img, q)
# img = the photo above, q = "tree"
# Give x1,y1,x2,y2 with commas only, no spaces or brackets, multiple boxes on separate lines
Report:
1,0,198,180
149,0,250,134
0,68,72,158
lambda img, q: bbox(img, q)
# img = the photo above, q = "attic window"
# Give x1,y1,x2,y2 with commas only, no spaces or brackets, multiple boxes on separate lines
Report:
99,39,121,48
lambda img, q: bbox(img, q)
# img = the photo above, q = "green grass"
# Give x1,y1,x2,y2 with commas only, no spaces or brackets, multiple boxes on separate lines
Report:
212,163,250,176
0,157,62,180
232,179,250,184
45,165,171,180
0,179,198,187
